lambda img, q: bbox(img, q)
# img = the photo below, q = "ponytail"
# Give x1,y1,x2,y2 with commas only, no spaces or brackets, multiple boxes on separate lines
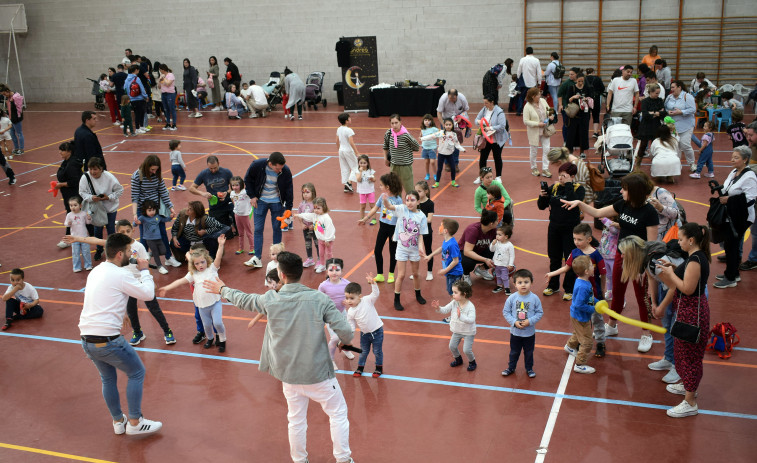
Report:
680,222,711,262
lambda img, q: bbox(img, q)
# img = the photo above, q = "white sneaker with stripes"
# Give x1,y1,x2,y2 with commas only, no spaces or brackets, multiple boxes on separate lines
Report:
125,416,163,435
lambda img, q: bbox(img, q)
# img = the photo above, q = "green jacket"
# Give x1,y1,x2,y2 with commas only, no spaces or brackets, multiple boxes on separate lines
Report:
222,283,353,385
474,180,511,214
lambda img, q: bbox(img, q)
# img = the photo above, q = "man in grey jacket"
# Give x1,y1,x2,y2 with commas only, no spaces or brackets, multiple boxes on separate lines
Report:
204,251,355,463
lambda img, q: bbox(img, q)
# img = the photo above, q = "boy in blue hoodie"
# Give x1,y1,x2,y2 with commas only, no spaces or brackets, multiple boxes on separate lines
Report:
564,255,596,374
502,268,544,377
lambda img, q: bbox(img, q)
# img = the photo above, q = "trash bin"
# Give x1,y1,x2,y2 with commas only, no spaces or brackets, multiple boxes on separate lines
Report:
333,82,344,106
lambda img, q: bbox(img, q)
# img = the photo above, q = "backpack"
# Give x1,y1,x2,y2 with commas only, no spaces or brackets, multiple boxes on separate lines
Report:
553,61,566,79
129,78,140,97
706,322,740,359
490,63,503,77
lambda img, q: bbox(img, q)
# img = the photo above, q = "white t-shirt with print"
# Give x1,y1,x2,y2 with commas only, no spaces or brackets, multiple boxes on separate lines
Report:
392,204,428,249
4,282,39,303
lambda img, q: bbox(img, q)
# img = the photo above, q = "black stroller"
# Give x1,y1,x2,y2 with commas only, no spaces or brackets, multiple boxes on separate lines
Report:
305,71,327,110
87,78,105,110
263,71,284,111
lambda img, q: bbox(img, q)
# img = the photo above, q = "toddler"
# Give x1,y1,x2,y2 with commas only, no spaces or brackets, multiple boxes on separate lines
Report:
422,117,465,188
247,269,282,329
297,183,320,267
419,114,439,182
169,140,186,190
345,274,383,378
265,242,285,281
336,112,359,193
432,279,477,371
120,95,134,137
490,225,515,294
230,176,253,255
138,199,172,274
0,109,12,159
294,197,335,273
2,268,44,331
65,195,93,272
353,155,376,224
564,255,597,374
318,258,354,363
485,185,506,226
690,120,715,178
501,269,543,377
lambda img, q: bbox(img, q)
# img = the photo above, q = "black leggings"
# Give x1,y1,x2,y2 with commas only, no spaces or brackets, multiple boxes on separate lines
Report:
126,296,170,333
422,232,433,272
436,154,456,182
132,99,146,129
479,141,503,177
374,221,397,275
547,224,577,292
303,228,319,259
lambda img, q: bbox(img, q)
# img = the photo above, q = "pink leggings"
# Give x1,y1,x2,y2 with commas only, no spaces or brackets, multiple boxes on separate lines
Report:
611,250,648,322
235,214,253,251
318,240,334,266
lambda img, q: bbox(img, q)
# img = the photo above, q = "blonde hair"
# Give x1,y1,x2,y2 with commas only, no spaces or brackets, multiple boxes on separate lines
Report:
270,242,285,255
572,255,593,276
617,236,646,283
188,249,213,274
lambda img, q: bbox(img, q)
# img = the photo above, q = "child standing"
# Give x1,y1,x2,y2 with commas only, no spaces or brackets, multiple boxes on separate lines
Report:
0,110,14,184
336,112,359,193
318,258,355,363
415,181,435,281
138,199,172,274
564,255,597,374
2,268,44,331
169,140,186,190
65,195,93,273
690,120,715,179
501,269,543,377
345,274,384,378
598,217,619,301
353,155,376,224
422,117,465,188
294,197,335,273
230,176,253,256
419,114,439,181
490,225,515,294
159,236,227,352
432,279,477,371
379,190,429,311
726,109,748,148
297,183,320,267
358,172,403,283
120,95,134,137
424,218,464,323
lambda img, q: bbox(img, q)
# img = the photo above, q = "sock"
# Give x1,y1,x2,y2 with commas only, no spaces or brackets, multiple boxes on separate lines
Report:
394,293,404,311
415,289,426,305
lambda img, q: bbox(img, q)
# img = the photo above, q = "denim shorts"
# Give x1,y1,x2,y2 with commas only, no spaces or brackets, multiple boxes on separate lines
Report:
421,148,437,160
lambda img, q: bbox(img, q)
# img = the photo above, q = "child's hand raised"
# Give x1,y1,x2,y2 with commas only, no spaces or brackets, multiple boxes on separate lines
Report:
217,235,226,245
365,272,375,284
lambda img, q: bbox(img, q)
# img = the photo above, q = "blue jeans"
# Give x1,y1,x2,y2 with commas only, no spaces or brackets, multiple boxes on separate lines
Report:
72,241,92,271
139,220,171,260
161,92,177,126
358,326,384,367
453,147,460,167
446,273,462,295
94,211,118,253
548,85,560,110
81,336,145,420
747,221,757,262
254,200,284,256
659,285,675,364
10,121,23,151
171,165,186,186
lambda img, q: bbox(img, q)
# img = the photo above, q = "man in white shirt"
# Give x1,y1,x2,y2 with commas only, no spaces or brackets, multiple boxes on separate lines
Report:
78,233,163,436
606,65,640,125
516,47,542,114
690,72,716,94
242,80,270,118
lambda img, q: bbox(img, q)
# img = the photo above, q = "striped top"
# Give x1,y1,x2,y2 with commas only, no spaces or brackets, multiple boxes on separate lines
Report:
574,159,593,204
130,170,172,209
260,165,280,204
383,129,419,166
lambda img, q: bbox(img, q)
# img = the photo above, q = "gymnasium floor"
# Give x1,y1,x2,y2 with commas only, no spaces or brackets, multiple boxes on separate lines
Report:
1,102,755,463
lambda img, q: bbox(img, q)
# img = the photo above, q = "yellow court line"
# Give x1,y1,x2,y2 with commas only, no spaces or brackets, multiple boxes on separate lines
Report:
20,126,112,155
0,443,116,463
45,204,53,210
0,255,71,275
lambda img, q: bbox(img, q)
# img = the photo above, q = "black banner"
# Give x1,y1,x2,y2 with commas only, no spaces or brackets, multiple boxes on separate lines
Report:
341,36,378,111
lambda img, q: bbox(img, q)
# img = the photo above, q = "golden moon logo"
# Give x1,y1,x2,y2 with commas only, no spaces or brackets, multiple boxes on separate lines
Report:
345,66,364,94
353,38,363,47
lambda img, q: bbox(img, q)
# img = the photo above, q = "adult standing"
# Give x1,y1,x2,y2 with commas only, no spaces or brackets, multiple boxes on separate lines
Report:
547,147,592,204
111,64,128,111
458,210,498,283
383,114,420,195
124,65,148,133
649,125,681,184
121,48,132,67
712,146,757,289
523,87,552,178
637,83,667,169
562,173,659,352
182,59,202,118
564,73,592,157
655,59,671,94
204,251,355,463
641,45,661,69
585,68,605,138
501,58,514,108
538,162,585,298
243,152,294,267
516,47,542,114
544,52,562,110
606,65,639,126
0,84,24,156
54,141,83,249
482,64,503,106
79,233,162,435
207,56,222,111
739,121,757,271
79,157,123,261
283,68,306,121
188,155,235,236
131,155,181,268
104,68,121,125
73,111,105,171
557,68,578,143
664,80,697,172
475,95,510,182
223,57,241,91
157,64,177,131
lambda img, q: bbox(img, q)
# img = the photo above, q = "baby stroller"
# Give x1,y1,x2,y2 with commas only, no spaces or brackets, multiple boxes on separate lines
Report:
305,71,327,110
87,78,105,110
264,71,285,111
596,115,637,177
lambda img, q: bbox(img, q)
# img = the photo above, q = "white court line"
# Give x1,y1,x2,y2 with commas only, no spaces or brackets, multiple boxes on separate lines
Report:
535,355,575,463
18,181,37,187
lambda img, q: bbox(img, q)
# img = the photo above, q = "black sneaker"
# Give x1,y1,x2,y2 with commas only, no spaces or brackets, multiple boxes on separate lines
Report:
192,331,206,344
717,254,727,263
492,286,504,293
739,260,757,271
343,183,354,193
594,342,606,358
9,178,16,185
94,250,103,261
527,370,536,378
504,287,511,295
501,368,514,376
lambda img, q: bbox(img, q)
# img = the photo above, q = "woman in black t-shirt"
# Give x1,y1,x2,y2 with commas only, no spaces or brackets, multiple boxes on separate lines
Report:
656,223,710,418
562,173,659,353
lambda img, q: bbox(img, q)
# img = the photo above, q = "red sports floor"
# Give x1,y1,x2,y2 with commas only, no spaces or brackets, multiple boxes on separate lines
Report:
1,103,756,463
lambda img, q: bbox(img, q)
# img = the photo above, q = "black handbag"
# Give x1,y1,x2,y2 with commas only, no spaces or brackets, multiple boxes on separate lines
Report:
670,257,702,344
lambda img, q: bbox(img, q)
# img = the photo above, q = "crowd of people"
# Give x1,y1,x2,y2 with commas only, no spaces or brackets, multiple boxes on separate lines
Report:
2,45,757,462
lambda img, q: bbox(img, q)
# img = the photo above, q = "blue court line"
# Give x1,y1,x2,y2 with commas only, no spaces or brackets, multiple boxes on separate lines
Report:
2,331,754,421
292,157,330,178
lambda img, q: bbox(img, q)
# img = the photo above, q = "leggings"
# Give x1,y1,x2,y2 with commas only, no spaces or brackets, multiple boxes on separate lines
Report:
105,92,121,122
199,300,226,341
436,153,456,182
235,213,253,252
479,141,503,177
126,296,170,333
289,99,303,117
132,100,146,130
374,221,397,275
422,232,433,272
610,250,648,323
303,227,319,259
318,240,334,267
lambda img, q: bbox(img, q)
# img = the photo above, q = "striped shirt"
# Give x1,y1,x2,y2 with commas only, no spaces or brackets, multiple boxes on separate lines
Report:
130,170,172,209
383,130,419,166
260,166,280,204
574,159,594,204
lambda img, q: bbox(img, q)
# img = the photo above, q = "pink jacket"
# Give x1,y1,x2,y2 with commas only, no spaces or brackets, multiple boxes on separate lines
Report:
7,92,23,118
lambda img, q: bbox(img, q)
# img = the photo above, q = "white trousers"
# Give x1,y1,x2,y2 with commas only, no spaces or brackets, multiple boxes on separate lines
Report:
530,136,551,170
282,377,351,463
677,128,696,166
338,150,358,184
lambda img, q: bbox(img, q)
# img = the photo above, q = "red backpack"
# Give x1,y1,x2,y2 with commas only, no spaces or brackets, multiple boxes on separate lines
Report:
706,322,740,359
129,78,140,97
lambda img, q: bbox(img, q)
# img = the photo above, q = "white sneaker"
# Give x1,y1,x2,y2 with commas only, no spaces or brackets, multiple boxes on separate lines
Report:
474,265,494,280
158,266,168,274
473,177,481,184
662,368,681,384
666,383,690,396
648,358,673,371
191,90,198,98
57,240,70,249
426,271,434,281
315,265,326,273
573,364,596,374
638,334,653,353
212,106,222,112
175,184,186,191
113,121,121,126
125,416,163,435
113,415,127,435
194,112,203,118
667,400,698,418
495,176,502,183
244,256,262,268
165,256,182,268
563,344,577,357
409,274,414,280
342,349,355,359
604,323,619,336
689,163,697,173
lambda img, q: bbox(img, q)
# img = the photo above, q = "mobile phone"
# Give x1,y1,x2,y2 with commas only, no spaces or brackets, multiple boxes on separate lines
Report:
540,181,549,191
129,257,138,265
654,259,666,266
98,194,105,198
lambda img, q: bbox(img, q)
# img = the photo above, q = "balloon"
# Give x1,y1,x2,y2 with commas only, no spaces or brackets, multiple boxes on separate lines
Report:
480,118,494,143
595,300,667,334
48,181,59,197
277,209,292,229
208,195,218,206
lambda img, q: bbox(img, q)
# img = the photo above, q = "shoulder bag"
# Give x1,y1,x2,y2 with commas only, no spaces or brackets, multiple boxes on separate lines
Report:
670,256,702,343
84,173,109,227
